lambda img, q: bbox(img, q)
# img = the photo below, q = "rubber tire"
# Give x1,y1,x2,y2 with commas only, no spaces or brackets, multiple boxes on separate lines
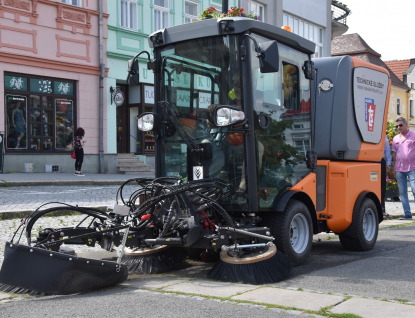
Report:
339,197,379,251
263,199,313,266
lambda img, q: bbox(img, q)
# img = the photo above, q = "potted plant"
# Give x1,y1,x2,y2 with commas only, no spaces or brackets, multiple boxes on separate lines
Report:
194,7,260,22
385,168,400,201
194,7,220,21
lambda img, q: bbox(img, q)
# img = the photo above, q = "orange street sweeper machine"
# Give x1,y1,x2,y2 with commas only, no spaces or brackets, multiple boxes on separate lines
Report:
0,17,390,295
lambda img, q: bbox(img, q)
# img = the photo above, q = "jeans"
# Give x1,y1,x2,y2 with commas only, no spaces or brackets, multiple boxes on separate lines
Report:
396,169,415,218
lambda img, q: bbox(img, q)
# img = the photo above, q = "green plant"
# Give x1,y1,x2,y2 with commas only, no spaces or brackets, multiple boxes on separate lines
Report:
386,169,398,191
194,7,260,22
195,7,219,20
0,180,10,187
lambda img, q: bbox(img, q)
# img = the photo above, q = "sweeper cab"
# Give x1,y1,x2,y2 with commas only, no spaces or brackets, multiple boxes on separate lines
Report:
0,17,391,295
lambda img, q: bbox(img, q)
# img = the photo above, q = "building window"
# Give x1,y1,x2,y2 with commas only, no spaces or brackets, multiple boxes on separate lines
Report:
120,0,138,30
410,100,414,117
397,98,401,115
283,14,323,57
154,0,169,31
4,74,75,152
294,139,310,157
62,0,82,7
249,1,264,22
184,1,198,23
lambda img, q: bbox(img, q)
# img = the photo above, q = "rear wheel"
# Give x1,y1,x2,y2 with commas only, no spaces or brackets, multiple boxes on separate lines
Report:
339,197,379,251
263,199,313,265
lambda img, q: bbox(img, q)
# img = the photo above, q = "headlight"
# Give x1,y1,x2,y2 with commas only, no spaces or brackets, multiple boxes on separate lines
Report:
137,113,160,131
215,107,245,127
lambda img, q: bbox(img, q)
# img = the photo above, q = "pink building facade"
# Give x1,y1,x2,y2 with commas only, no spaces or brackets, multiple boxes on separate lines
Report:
0,0,112,173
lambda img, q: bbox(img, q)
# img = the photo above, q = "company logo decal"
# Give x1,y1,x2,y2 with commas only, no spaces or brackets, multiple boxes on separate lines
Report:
365,98,376,132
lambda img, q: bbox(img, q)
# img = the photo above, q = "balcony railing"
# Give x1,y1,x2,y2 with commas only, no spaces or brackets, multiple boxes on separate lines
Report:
331,1,351,25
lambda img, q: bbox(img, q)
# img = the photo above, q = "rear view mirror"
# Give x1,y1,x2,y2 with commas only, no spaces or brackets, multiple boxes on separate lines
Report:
258,40,279,73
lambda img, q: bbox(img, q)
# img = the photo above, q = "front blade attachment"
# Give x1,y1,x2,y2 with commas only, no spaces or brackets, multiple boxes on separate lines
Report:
0,242,128,295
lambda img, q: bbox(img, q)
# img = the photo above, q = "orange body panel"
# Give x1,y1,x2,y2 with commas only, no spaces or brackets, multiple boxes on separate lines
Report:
317,160,381,233
290,172,316,209
351,57,392,162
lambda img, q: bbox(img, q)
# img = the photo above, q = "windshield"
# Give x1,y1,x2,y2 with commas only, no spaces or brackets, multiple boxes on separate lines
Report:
159,35,246,210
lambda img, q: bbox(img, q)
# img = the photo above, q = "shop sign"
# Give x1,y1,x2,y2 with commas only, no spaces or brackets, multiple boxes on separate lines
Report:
114,90,125,107
54,81,74,95
144,86,154,104
5,76,27,91
30,78,52,93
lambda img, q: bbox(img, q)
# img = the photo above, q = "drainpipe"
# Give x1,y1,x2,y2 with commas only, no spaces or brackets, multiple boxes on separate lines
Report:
98,0,104,173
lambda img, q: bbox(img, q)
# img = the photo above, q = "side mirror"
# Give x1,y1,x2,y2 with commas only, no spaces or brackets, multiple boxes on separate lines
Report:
214,106,245,127
137,113,160,132
258,40,279,73
127,58,139,86
302,60,315,80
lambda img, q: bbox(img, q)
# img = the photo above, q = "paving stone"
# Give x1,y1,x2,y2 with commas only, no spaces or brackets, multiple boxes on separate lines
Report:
330,297,415,318
121,276,190,289
162,280,258,298
232,287,344,311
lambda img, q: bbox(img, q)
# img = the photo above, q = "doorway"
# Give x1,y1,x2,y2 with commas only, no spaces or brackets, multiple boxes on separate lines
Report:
116,85,129,153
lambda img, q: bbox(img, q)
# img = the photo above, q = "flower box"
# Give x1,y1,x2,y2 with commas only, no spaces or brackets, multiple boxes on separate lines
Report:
385,189,400,202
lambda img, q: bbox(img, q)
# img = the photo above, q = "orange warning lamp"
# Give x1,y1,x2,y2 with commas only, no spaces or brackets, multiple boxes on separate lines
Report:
281,25,292,32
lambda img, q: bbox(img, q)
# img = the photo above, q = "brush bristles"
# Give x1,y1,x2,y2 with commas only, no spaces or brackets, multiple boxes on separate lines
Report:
122,247,188,274
207,251,293,284
0,283,46,296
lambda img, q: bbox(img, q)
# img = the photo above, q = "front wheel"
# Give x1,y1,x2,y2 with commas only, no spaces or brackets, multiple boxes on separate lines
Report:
339,197,379,251
264,199,313,265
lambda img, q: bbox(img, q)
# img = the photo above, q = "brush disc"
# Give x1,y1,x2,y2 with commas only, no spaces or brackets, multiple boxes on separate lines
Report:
219,245,277,264
122,245,188,274
207,245,293,284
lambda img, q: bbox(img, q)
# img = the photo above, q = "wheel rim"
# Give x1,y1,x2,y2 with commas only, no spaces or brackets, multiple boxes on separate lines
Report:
290,213,310,254
363,208,377,241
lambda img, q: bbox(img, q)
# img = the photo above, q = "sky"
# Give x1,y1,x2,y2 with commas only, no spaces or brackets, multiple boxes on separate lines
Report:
342,0,414,61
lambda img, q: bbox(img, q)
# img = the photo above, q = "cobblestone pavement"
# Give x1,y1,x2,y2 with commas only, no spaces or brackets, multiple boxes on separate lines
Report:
0,185,137,214
0,184,139,265
0,214,105,265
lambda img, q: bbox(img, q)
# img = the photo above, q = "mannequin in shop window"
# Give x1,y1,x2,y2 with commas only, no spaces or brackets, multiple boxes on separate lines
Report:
12,103,25,148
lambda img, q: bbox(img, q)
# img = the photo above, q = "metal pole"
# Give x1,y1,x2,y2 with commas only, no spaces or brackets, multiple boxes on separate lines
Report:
98,0,104,173
222,0,228,13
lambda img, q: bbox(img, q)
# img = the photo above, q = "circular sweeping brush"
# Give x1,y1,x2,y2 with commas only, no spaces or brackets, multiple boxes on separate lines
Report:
207,245,293,285
122,245,188,274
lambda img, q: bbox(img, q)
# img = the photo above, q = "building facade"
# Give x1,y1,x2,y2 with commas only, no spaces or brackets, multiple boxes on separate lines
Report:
106,0,338,174
0,0,109,173
0,1,343,173
385,59,415,127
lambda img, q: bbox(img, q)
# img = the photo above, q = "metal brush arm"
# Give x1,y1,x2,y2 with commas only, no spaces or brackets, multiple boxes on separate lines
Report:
217,226,275,241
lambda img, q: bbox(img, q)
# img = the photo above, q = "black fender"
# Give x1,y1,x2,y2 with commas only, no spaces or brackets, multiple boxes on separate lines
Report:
339,191,383,238
273,190,318,234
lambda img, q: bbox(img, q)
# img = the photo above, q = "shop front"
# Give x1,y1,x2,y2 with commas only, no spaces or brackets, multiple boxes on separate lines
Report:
4,73,75,154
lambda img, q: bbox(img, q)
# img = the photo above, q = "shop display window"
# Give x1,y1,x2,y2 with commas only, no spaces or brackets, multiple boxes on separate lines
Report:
4,73,76,153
